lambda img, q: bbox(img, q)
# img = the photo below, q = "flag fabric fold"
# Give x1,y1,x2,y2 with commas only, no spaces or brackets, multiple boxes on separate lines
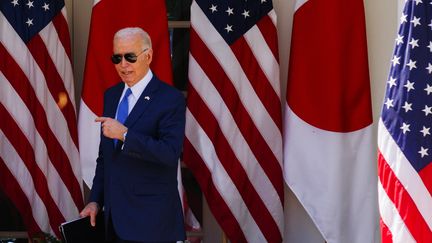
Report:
378,1,432,242
183,1,284,242
0,0,83,237
283,0,379,242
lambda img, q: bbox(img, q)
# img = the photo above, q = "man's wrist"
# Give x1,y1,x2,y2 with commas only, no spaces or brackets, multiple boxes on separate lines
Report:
122,130,128,142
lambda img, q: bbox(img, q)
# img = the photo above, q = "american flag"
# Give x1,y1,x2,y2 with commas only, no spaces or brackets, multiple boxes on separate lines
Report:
378,0,432,242
183,0,283,242
0,0,83,238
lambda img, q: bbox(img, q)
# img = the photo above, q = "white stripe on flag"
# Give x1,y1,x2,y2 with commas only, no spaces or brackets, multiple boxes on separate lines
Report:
268,10,277,27
378,180,416,243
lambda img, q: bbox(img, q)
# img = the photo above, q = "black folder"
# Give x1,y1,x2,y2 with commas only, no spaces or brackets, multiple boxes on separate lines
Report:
59,212,105,243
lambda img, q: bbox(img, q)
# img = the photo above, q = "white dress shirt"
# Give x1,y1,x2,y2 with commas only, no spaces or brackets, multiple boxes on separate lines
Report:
116,69,153,119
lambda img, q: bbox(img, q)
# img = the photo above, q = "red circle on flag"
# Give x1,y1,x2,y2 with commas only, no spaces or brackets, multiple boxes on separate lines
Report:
286,0,372,132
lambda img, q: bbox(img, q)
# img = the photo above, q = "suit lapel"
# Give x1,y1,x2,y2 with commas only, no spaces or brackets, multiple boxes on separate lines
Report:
107,82,125,119
102,82,124,150
124,77,159,128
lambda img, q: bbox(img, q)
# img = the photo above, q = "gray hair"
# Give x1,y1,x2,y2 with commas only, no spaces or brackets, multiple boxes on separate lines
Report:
114,27,152,49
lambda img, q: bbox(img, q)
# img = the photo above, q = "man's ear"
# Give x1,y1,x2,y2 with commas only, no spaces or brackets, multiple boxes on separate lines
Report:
147,49,153,64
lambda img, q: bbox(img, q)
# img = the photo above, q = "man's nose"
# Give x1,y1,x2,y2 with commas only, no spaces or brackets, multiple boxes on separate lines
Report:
120,57,129,67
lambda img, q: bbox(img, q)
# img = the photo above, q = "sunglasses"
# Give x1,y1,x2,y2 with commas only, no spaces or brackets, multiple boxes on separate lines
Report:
111,48,148,64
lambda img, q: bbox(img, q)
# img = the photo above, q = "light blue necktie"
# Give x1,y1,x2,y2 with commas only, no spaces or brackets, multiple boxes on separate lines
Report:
115,88,132,145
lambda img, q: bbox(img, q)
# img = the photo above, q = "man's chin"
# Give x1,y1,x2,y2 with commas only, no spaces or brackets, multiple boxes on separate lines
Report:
122,79,136,86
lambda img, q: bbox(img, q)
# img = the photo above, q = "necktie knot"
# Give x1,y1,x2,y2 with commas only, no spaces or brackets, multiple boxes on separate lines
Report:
124,88,132,100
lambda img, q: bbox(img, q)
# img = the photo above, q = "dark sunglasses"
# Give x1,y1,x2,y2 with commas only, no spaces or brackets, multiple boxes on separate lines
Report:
111,48,148,64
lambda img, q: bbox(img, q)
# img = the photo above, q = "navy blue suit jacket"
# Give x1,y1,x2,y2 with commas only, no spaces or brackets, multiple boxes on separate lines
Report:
89,76,186,242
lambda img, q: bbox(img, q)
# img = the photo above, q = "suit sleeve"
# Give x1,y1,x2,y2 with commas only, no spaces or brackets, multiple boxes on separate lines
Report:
88,143,104,204
122,90,186,167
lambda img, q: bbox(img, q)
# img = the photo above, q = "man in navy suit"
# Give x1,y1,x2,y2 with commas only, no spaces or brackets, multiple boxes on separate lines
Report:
80,27,186,243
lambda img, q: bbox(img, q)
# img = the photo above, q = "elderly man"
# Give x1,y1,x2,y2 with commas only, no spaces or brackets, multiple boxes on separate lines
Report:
80,27,186,243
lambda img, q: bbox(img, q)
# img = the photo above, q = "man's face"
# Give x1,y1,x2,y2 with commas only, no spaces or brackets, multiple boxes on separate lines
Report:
113,34,152,87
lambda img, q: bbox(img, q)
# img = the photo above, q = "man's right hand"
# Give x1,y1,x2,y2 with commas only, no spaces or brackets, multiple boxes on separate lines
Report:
79,202,99,227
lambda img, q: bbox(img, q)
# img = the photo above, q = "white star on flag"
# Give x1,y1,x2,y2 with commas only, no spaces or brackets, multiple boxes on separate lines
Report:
404,80,415,92
418,146,429,157
425,84,432,95
388,77,397,87
402,101,413,112
396,35,404,45
401,13,408,23
409,38,419,48
426,63,432,73
400,122,411,134
420,126,431,137
385,98,394,109
406,59,417,70
391,56,400,66
411,16,421,26
422,105,432,116
226,7,234,15
26,0,33,9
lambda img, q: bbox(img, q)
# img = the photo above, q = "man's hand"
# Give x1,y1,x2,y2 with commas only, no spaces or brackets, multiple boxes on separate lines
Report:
96,117,127,141
79,202,99,227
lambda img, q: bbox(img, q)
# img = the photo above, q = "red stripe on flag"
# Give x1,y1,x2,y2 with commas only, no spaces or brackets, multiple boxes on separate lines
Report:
27,36,78,146
183,138,247,243
52,13,72,59
256,15,279,61
190,29,283,201
0,104,65,236
0,44,83,209
230,37,282,131
187,87,282,242
0,158,42,237
418,161,432,196
378,152,432,241
380,218,393,243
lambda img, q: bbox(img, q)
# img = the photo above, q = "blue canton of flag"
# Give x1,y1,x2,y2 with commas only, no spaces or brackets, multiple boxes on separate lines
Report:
195,0,273,45
0,0,64,43
382,0,432,172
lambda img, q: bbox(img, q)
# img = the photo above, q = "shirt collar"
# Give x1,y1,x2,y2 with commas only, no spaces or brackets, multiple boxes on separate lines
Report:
124,69,153,99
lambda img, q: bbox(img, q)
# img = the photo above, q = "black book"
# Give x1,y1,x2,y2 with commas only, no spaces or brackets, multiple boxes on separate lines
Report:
59,212,105,243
